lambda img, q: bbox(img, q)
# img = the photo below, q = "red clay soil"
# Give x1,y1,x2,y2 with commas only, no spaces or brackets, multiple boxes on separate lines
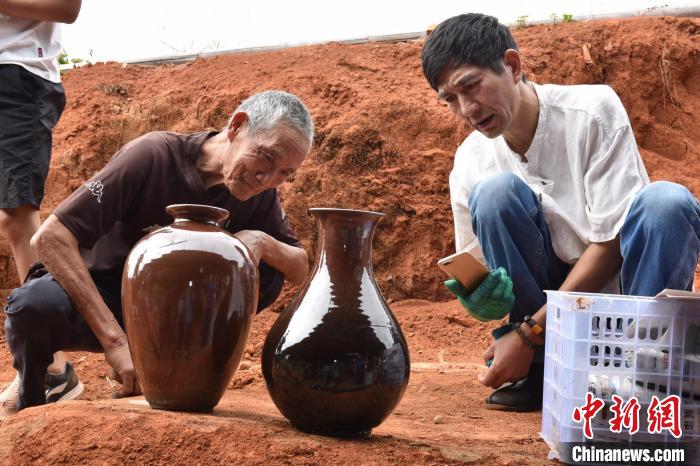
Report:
0,16,699,465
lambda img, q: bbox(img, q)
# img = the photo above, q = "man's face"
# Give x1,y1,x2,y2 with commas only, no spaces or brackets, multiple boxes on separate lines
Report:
436,58,520,139
221,124,309,201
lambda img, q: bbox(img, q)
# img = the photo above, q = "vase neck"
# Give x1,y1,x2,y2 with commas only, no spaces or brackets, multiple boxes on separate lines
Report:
310,209,384,269
166,204,229,226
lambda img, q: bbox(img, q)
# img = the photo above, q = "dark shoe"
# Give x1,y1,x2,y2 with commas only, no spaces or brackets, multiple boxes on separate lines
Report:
485,362,544,412
45,363,84,403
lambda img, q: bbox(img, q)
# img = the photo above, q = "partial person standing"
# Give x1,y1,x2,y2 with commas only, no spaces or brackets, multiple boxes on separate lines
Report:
0,0,83,417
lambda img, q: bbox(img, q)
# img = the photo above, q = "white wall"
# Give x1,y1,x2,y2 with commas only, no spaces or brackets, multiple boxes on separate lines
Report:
62,0,700,63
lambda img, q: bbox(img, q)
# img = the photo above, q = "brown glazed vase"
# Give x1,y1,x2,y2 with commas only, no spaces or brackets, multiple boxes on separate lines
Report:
262,208,410,436
122,204,259,412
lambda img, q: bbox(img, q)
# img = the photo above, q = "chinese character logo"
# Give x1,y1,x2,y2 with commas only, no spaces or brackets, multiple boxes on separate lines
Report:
647,395,682,438
573,392,605,439
609,395,641,435
573,393,683,439
85,180,104,203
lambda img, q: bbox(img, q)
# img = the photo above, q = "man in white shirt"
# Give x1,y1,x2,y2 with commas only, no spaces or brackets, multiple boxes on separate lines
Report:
0,0,83,417
421,13,700,411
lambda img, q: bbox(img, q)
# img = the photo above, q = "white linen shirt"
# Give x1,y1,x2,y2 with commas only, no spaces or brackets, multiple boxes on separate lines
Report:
0,13,62,82
449,83,650,272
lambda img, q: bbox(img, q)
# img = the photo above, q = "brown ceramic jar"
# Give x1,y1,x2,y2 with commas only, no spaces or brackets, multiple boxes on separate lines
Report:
262,208,410,436
122,204,259,412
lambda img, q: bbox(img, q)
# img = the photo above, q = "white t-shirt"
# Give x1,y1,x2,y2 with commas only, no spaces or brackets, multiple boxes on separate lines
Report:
449,83,650,273
0,13,62,83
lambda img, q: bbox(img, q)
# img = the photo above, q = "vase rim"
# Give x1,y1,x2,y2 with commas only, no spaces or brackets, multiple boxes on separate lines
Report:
308,207,385,218
166,204,229,225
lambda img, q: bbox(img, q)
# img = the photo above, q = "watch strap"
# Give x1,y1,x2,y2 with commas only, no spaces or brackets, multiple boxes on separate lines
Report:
523,314,544,336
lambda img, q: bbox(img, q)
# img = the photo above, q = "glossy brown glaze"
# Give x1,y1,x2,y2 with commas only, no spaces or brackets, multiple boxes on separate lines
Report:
262,208,410,436
122,204,259,412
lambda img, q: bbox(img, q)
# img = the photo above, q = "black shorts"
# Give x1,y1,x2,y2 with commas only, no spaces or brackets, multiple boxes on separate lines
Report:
0,64,66,209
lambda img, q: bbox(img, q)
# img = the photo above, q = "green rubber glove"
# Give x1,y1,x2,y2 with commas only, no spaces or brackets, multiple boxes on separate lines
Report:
444,267,515,322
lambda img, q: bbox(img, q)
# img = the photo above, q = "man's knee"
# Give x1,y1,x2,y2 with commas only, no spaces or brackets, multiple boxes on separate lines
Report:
629,182,698,228
0,209,15,238
469,173,531,217
0,206,39,241
4,275,68,339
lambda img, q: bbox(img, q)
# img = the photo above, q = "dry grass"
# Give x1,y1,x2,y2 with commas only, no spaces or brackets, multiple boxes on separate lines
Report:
658,45,688,135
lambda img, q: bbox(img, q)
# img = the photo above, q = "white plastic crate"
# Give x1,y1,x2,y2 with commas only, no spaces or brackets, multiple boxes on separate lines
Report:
541,290,700,464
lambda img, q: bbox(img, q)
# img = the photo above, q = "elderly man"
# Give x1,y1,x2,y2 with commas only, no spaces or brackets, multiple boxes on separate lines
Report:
4,90,314,412
422,14,699,411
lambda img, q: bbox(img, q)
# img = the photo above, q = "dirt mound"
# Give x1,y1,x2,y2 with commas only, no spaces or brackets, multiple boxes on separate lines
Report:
1,15,698,300
0,301,540,465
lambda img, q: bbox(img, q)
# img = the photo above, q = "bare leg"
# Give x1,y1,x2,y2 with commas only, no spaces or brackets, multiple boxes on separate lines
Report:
0,205,40,281
0,205,66,374
47,351,66,375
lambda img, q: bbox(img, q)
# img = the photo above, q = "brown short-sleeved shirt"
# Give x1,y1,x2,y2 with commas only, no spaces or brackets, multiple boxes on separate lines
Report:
53,131,301,311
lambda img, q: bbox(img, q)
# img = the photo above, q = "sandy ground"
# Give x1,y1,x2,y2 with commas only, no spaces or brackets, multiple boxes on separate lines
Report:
0,301,550,465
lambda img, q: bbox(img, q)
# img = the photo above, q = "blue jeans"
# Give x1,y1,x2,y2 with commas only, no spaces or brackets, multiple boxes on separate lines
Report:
469,174,700,324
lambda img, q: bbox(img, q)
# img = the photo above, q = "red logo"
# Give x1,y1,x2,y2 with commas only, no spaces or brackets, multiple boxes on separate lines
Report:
609,395,641,435
647,395,682,438
572,392,605,439
573,393,683,439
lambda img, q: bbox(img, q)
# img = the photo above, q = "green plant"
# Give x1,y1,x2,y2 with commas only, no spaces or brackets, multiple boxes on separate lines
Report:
515,15,528,27
58,49,93,69
562,13,574,22
549,13,559,24
58,50,69,65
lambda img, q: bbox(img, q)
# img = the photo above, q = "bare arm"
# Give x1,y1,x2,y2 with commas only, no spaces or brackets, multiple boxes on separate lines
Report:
480,236,622,388
0,0,81,23
31,214,140,396
234,230,309,285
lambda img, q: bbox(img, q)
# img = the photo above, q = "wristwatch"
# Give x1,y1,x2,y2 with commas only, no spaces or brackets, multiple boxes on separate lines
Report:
523,315,544,337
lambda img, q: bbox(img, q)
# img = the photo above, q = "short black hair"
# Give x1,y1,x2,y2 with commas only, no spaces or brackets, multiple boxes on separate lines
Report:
422,13,519,90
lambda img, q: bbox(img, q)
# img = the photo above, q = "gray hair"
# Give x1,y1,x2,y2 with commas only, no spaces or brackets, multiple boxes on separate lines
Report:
226,90,314,148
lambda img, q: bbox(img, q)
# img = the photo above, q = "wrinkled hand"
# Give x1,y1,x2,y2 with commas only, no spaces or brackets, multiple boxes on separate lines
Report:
479,328,534,388
104,336,141,398
444,267,514,321
233,230,269,266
